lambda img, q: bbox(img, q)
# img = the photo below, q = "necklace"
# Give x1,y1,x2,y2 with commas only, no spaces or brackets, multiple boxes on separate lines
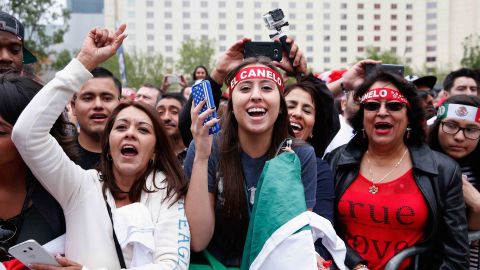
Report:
365,149,408,194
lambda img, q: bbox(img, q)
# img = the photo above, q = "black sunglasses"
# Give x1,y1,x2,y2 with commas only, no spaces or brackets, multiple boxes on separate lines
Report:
363,102,406,112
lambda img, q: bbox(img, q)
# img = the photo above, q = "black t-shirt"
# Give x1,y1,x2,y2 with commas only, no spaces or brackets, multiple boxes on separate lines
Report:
76,141,101,170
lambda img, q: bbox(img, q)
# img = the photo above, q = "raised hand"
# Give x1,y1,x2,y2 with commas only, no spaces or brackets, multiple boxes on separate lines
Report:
342,59,381,91
76,24,128,71
190,100,219,160
273,37,307,75
211,37,251,84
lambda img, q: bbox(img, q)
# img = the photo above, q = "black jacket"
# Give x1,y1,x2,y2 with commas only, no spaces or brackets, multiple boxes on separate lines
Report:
327,140,468,270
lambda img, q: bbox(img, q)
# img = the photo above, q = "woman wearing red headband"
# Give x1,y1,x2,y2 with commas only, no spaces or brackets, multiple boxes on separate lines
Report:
427,94,480,269
327,69,468,269
183,39,320,268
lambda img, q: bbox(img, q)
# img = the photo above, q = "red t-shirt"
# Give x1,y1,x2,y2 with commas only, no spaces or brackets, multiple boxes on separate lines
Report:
337,169,428,270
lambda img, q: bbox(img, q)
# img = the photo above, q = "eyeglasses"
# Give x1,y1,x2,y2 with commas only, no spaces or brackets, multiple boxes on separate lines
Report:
363,102,406,112
441,121,480,140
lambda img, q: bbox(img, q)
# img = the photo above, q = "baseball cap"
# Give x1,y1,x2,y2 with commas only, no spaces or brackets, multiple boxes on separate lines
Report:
0,11,37,64
404,74,437,90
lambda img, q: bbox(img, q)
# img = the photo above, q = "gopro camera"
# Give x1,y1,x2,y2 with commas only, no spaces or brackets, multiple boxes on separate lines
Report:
263,9,289,38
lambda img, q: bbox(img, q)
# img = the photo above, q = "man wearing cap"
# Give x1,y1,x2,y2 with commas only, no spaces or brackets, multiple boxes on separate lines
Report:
405,74,437,120
0,11,37,74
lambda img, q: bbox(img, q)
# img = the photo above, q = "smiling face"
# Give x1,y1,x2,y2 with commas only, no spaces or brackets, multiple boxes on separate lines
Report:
285,88,315,141
109,106,156,180
438,118,480,159
231,65,281,138
72,77,120,138
194,67,207,80
362,82,409,148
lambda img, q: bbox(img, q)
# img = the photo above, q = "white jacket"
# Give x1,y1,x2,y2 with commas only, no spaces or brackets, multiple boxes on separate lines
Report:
12,59,190,270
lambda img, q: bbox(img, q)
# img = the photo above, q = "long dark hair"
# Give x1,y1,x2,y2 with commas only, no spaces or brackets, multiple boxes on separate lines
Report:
349,69,425,149
99,101,187,203
192,65,209,81
0,74,78,161
428,95,480,182
284,75,339,156
217,57,292,254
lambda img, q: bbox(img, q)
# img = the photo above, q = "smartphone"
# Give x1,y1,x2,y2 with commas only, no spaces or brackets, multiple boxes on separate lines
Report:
192,80,220,135
165,75,180,84
244,41,283,62
8,240,60,267
365,64,405,77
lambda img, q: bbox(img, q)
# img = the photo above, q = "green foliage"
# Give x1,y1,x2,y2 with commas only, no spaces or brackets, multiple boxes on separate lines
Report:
1,0,70,61
51,49,73,71
461,34,480,69
176,37,215,76
100,51,165,89
360,47,414,75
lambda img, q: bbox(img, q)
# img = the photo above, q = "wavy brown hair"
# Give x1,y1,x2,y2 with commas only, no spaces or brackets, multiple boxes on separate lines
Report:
217,57,292,255
99,101,187,203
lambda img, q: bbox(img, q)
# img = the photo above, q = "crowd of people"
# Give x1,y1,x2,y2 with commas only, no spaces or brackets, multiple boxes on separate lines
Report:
1,11,480,270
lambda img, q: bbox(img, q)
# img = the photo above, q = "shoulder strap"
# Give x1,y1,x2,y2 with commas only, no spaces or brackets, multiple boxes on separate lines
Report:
105,201,127,269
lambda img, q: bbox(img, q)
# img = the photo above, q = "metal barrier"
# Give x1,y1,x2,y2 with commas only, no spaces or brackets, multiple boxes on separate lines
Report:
384,245,431,270
383,231,480,270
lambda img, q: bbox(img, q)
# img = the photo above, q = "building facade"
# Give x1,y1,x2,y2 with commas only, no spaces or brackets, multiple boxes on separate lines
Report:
104,0,480,73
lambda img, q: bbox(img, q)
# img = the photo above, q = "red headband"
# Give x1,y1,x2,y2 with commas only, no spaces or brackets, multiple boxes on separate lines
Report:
228,66,284,95
360,88,410,106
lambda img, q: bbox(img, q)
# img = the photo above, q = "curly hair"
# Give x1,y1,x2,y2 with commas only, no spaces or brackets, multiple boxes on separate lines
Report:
349,69,426,149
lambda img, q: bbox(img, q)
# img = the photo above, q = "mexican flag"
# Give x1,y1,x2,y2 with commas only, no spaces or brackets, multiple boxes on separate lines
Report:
241,152,346,270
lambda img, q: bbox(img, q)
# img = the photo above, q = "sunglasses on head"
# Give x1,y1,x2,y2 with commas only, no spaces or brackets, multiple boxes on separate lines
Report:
363,101,406,112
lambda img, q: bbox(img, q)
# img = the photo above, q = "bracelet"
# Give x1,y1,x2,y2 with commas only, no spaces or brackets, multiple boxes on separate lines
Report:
353,264,368,270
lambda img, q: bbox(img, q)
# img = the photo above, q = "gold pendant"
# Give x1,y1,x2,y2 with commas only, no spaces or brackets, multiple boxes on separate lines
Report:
369,185,378,194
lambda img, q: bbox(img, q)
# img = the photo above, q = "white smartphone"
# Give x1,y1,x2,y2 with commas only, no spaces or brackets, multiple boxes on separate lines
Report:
8,240,60,267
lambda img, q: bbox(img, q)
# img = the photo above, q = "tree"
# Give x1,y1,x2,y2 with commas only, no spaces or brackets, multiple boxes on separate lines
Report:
1,0,70,61
461,34,480,69
176,37,215,76
360,47,414,75
100,51,165,89
51,49,73,71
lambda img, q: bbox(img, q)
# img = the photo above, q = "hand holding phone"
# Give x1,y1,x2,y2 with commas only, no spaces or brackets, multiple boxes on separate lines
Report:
244,41,283,62
364,64,405,77
8,240,60,267
192,80,220,135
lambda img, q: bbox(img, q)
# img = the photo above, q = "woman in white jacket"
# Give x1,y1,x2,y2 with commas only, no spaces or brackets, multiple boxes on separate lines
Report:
12,25,190,270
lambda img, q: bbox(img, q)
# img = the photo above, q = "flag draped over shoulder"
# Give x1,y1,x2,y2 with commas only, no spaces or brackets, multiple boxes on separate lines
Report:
241,152,346,270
